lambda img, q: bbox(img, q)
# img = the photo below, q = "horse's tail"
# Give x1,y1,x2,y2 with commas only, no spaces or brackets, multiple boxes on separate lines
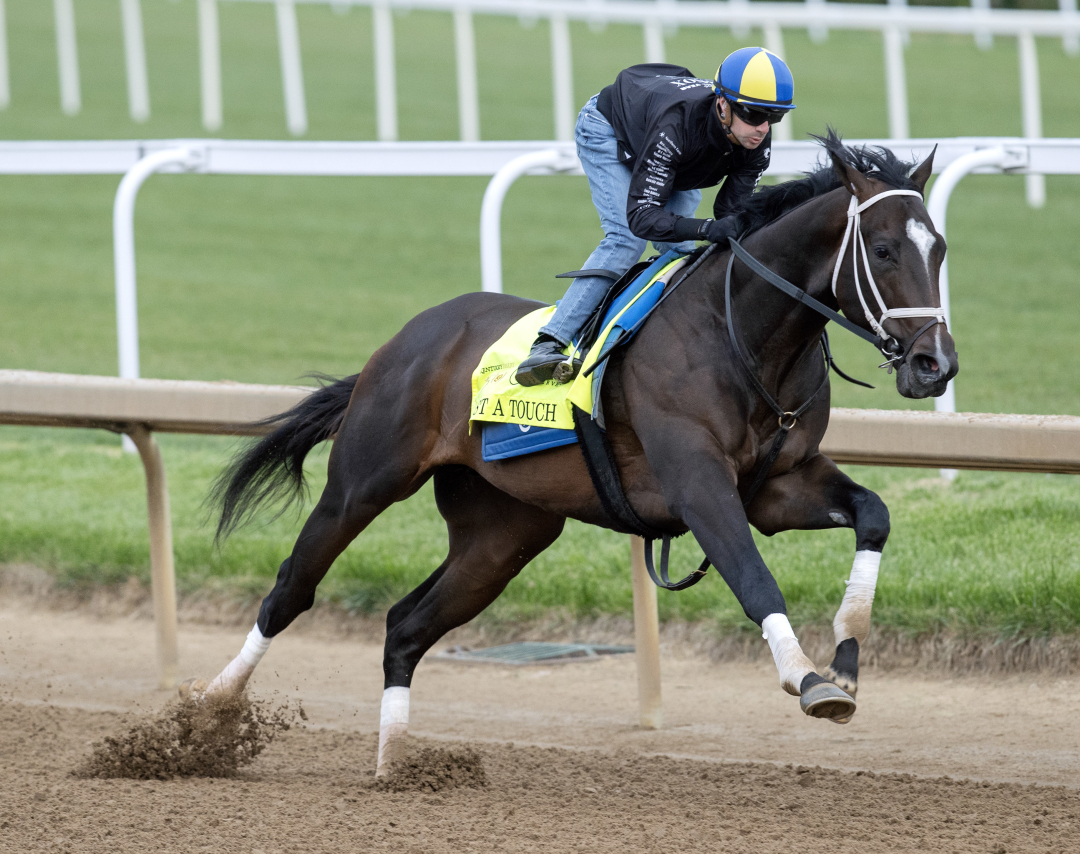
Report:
212,374,359,541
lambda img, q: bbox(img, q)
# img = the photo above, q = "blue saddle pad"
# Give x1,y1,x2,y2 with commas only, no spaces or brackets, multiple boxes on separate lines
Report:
481,420,578,462
481,248,687,462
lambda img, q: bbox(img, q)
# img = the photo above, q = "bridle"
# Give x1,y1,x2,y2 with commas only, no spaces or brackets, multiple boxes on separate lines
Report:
831,189,947,368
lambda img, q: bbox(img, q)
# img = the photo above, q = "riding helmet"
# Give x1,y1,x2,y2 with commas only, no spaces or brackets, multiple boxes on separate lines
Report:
714,47,796,112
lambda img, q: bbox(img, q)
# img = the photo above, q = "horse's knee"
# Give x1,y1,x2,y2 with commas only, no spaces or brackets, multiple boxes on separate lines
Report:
852,491,890,552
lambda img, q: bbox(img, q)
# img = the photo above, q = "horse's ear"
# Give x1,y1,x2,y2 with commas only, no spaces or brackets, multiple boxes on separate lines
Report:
908,145,937,193
828,148,873,201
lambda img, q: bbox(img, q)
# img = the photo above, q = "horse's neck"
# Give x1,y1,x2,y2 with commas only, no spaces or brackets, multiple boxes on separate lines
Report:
729,191,849,377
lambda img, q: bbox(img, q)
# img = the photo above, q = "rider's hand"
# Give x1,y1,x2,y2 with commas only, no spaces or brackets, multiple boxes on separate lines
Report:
699,216,739,246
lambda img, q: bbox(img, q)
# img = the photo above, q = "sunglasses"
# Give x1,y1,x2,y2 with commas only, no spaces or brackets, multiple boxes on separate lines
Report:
729,99,788,127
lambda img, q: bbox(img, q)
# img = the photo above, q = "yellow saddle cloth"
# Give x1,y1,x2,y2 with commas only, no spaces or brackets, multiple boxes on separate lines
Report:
469,255,688,431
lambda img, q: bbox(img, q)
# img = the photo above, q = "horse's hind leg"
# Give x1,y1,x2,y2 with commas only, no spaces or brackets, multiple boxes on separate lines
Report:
377,465,564,774
746,454,890,720
203,428,429,696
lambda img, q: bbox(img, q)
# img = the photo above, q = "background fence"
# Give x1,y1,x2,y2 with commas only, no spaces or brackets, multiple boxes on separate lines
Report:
3,135,1078,427
4,2,1078,207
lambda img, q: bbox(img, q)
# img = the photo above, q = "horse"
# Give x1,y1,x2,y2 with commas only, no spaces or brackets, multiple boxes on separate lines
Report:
193,132,958,775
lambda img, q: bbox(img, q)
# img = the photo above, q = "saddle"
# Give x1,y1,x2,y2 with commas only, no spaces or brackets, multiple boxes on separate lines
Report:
562,245,710,357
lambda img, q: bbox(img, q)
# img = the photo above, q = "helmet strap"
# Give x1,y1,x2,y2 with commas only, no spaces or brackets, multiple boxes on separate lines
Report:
715,97,739,146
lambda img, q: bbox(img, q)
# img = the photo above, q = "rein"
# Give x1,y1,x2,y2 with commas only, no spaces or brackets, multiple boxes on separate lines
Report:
644,188,948,592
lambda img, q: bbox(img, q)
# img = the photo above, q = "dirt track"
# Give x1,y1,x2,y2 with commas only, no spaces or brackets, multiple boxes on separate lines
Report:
2,601,1079,853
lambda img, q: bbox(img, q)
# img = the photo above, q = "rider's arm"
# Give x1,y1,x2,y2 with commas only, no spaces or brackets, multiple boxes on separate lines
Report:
712,132,771,219
625,124,713,243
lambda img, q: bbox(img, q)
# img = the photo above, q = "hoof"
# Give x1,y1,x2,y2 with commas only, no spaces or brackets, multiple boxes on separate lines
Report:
800,681,857,724
178,677,208,700
376,734,408,778
821,665,858,699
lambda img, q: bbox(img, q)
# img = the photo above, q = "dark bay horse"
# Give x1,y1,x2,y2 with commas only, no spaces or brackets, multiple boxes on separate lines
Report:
196,133,958,774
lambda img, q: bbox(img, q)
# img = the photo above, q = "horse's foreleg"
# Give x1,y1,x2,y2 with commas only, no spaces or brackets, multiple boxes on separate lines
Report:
747,454,890,713
641,444,849,717
376,466,564,775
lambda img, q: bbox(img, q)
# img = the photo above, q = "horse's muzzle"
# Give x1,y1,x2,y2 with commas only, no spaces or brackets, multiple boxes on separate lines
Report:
895,327,959,399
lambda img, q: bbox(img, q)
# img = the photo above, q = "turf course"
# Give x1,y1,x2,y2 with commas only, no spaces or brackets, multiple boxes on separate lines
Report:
1,3,1079,640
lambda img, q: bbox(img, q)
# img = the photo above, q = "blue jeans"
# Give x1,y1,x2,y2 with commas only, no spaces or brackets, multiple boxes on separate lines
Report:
540,95,701,346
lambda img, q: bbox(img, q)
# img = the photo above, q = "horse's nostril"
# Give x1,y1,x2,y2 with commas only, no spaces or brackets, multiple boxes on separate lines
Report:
912,354,942,379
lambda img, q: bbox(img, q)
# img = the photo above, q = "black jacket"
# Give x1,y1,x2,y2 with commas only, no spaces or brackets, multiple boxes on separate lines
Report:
596,64,771,243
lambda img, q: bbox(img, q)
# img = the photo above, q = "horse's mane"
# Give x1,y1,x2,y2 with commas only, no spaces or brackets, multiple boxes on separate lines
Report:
734,128,921,237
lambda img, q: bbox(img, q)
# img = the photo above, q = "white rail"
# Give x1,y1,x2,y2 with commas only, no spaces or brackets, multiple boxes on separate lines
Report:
2,136,1079,418
4,1,1079,172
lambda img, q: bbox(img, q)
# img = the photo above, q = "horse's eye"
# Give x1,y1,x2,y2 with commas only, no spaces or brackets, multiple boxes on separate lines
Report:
873,246,890,260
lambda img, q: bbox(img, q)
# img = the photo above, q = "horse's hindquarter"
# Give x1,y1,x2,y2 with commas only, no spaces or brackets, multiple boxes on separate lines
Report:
337,292,536,475
352,291,610,523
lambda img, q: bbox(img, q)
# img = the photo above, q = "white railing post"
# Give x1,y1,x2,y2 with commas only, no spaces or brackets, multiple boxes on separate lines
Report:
373,2,398,142
480,148,576,294
630,537,662,729
275,0,308,136
972,0,993,51
729,0,750,39
1063,0,1080,56
1018,31,1046,208
0,0,9,110
113,147,203,397
643,17,665,65
763,22,791,144
198,0,223,132
54,0,80,116
120,0,150,123
125,423,179,689
883,25,909,140
550,12,574,143
888,0,910,46
454,6,480,142
926,146,1010,414
658,0,678,37
586,0,606,34
806,0,828,44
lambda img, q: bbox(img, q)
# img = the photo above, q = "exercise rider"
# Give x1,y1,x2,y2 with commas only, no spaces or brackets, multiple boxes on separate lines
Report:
515,47,797,387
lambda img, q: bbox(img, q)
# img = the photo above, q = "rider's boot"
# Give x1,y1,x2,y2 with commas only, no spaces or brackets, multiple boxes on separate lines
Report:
515,334,581,387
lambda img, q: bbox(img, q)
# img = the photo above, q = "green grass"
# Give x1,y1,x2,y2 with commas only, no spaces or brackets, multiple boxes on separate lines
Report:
2,428,1079,640
1,4,1079,640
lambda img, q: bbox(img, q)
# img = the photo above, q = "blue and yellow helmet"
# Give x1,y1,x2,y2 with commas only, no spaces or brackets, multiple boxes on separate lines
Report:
714,47,796,113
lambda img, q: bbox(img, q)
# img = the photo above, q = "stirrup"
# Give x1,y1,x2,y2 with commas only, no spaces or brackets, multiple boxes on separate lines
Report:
552,357,582,384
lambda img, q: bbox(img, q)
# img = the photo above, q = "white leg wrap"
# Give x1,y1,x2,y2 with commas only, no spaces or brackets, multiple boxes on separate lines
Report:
762,613,816,697
205,623,271,695
833,550,881,646
376,687,410,775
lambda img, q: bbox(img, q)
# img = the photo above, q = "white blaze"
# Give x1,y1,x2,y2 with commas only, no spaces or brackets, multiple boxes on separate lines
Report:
906,218,936,280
